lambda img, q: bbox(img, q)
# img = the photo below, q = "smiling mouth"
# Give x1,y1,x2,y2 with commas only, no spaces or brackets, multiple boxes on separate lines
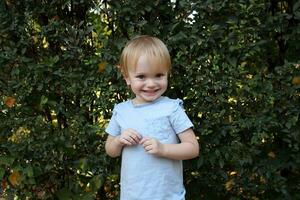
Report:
142,89,160,95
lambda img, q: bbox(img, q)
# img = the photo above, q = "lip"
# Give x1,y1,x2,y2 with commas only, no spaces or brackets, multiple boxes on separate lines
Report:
142,89,160,96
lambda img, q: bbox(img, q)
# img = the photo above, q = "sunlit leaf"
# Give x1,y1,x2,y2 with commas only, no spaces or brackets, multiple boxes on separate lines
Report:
5,97,16,108
292,76,300,85
268,151,276,159
8,171,21,186
98,62,106,73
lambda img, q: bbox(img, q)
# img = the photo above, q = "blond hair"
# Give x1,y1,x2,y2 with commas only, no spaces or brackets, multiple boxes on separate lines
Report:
119,35,171,77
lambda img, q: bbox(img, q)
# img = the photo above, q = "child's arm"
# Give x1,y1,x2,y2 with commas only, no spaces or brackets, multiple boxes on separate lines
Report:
140,128,199,160
105,128,142,157
105,135,124,157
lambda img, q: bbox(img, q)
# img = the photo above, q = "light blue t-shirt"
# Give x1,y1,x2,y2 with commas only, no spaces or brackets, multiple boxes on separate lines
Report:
105,96,193,200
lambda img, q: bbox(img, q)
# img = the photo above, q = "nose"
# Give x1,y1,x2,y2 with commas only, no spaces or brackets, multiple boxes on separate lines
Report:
146,78,156,88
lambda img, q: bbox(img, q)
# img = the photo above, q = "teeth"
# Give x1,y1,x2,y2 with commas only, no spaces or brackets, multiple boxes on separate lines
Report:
143,90,157,95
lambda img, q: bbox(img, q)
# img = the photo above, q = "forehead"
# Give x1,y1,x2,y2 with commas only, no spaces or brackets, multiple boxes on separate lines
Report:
129,54,169,73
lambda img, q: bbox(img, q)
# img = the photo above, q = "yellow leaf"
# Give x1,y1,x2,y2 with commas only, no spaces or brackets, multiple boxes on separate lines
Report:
98,62,106,73
240,61,247,68
268,151,276,159
229,171,237,176
42,37,49,49
225,179,234,191
292,76,300,86
104,185,110,192
5,97,16,108
9,171,21,186
84,186,92,193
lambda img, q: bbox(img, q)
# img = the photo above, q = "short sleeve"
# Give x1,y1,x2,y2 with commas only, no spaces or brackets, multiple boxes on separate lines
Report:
169,99,193,134
105,106,121,137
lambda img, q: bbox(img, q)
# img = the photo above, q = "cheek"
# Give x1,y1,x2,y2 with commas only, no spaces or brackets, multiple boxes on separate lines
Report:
130,80,142,89
161,78,168,86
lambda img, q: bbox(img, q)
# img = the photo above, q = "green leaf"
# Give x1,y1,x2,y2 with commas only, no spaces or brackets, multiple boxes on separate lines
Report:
293,0,300,12
89,175,104,191
56,188,73,200
0,156,15,166
25,166,34,178
0,168,5,179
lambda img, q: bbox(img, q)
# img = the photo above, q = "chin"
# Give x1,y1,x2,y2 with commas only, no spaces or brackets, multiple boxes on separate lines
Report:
145,96,160,102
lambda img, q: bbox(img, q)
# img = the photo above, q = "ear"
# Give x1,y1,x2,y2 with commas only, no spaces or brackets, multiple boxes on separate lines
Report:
124,76,131,85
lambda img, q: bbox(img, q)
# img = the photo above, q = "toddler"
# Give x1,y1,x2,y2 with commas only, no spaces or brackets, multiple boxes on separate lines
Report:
105,35,199,200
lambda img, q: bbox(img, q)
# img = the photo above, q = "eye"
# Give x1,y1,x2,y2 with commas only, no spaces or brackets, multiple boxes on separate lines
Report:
156,73,165,78
135,74,145,79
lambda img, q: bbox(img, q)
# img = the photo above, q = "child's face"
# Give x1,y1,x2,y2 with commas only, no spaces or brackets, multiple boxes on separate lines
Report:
125,55,168,105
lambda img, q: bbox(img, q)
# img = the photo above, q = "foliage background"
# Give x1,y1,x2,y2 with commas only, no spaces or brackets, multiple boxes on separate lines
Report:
1,0,300,199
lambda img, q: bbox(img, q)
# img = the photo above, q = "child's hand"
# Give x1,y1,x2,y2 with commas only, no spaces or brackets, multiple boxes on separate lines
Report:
118,128,142,146
139,137,165,157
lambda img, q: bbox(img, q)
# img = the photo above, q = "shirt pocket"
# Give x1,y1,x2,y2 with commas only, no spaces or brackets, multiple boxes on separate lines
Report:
144,116,173,141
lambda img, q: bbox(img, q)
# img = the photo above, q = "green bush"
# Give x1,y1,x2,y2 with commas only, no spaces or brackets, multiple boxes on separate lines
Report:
1,0,299,199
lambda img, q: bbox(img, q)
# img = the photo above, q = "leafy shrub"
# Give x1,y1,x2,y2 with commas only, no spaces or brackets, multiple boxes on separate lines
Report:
0,0,299,199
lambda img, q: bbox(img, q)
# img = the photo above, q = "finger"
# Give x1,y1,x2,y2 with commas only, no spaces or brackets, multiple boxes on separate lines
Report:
139,137,150,145
129,129,142,140
144,144,152,152
142,141,151,149
126,137,136,145
129,133,141,144
124,129,141,144
142,140,155,151
122,130,140,144
142,138,157,147
127,134,142,145
139,138,146,145
119,137,132,146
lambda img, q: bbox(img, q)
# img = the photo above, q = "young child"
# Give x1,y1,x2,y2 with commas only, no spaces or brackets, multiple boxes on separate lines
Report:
105,35,199,200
